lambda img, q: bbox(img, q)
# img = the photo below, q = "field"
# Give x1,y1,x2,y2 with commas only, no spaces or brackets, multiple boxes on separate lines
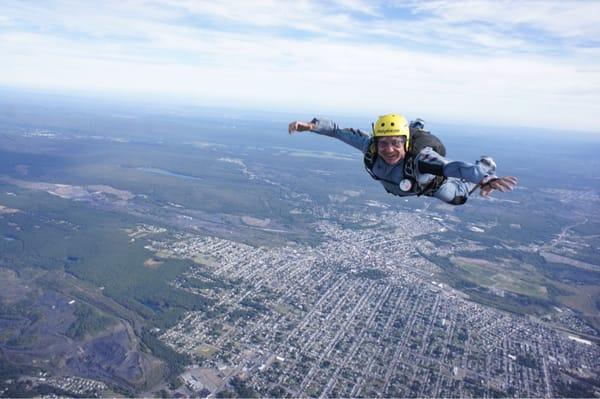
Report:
451,256,549,299
194,343,218,359
1,92,599,395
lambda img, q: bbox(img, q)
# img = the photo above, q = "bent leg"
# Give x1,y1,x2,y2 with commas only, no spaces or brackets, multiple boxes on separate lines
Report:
433,178,477,205
433,156,497,204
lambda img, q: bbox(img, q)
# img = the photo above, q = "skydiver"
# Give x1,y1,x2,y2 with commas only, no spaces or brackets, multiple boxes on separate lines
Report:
288,114,517,205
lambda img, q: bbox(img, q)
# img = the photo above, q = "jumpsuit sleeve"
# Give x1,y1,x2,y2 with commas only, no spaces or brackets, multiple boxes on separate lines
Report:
416,147,496,184
309,117,371,154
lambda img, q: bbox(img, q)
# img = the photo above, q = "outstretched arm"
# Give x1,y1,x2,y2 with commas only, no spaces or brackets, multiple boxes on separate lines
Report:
288,118,371,153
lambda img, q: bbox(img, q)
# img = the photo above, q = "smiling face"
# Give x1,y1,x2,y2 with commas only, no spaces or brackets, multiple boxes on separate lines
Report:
376,136,407,165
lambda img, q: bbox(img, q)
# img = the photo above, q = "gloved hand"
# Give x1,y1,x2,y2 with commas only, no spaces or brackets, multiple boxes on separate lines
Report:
480,176,518,197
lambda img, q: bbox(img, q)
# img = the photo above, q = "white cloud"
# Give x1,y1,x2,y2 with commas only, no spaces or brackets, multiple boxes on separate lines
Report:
414,0,600,37
1,0,599,132
332,0,382,16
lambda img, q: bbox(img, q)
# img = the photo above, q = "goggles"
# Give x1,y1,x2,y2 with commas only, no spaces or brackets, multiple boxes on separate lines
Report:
377,137,406,149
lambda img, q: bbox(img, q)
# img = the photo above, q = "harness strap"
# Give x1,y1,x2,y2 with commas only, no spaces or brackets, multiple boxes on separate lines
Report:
404,155,446,196
364,141,446,196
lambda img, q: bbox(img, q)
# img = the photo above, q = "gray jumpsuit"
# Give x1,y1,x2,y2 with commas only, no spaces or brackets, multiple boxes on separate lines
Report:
310,118,496,205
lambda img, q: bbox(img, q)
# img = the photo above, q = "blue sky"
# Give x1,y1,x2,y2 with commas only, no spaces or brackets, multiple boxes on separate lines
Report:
1,0,599,132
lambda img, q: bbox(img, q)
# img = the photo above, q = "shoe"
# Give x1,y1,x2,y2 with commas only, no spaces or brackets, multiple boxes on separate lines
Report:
410,118,425,130
478,156,496,174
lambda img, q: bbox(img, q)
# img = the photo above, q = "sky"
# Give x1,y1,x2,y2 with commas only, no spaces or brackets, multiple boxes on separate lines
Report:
1,0,600,132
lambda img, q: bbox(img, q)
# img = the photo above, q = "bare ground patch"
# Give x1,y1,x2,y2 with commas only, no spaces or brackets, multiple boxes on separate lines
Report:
241,216,271,227
540,251,600,272
193,255,220,268
194,343,218,359
555,283,600,318
0,268,32,303
143,257,164,269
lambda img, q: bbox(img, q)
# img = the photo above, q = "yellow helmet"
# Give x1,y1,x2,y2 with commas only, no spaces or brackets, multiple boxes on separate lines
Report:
373,114,410,148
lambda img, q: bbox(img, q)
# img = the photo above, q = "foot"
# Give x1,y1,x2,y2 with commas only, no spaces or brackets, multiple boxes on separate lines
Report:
410,118,425,130
478,155,496,175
